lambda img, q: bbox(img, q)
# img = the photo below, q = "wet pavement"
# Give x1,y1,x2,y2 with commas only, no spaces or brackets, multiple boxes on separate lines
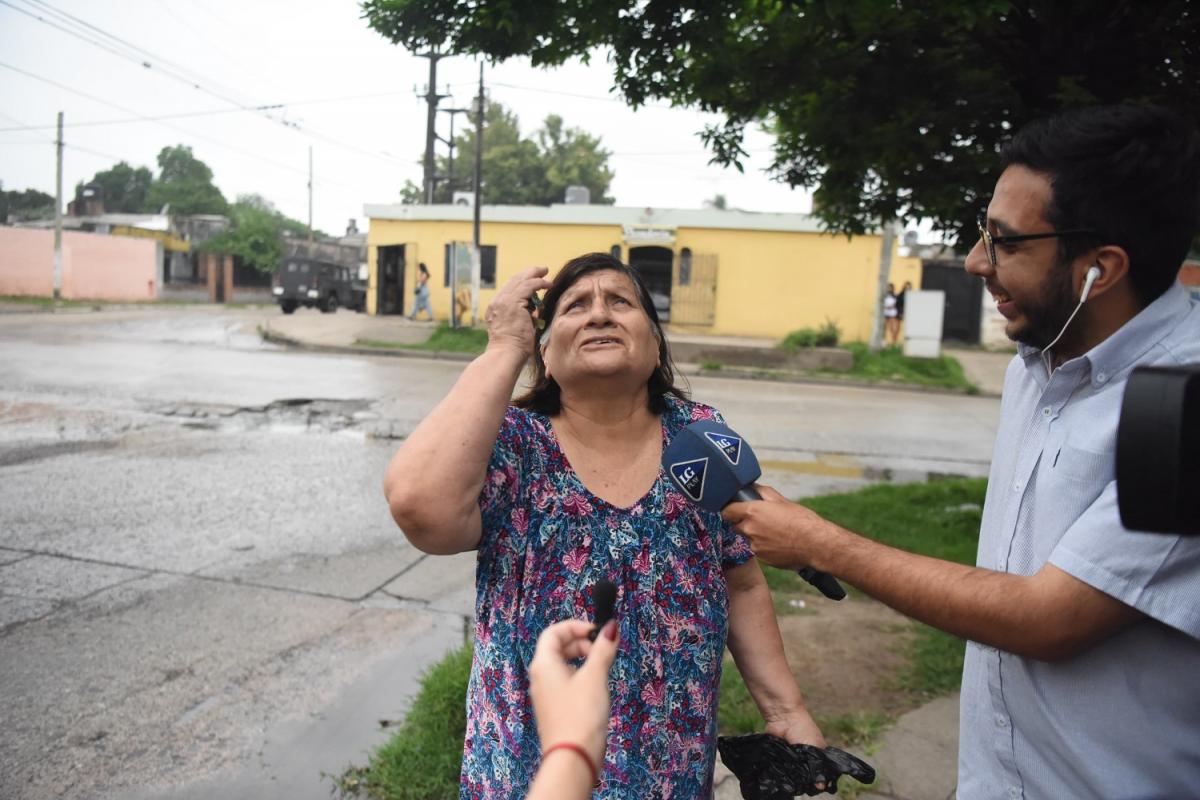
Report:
0,306,1000,799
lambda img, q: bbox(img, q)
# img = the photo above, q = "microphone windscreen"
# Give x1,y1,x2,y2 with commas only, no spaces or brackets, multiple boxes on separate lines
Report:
589,579,617,641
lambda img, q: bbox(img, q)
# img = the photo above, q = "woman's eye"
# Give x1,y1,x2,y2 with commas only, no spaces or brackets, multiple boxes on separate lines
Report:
612,296,631,306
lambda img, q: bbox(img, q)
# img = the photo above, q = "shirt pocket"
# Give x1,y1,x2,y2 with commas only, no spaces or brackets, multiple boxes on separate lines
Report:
1050,443,1113,485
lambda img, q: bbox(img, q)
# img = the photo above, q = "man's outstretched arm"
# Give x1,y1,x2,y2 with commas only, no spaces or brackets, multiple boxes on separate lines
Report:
722,485,1142,662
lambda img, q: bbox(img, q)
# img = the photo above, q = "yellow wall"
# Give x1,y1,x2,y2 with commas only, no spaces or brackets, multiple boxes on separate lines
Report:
367,218,919,342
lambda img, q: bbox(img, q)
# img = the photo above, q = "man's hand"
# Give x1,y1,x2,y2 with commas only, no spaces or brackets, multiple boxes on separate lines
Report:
722,484,841,571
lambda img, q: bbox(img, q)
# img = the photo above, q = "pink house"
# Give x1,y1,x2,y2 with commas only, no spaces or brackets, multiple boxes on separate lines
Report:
0,226,161,301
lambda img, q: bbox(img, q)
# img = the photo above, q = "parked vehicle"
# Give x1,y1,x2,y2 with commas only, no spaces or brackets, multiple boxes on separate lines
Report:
272,258,365,314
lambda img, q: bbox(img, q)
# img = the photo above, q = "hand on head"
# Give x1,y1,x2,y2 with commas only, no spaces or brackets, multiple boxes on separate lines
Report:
529,617,620,772
485,266,552,356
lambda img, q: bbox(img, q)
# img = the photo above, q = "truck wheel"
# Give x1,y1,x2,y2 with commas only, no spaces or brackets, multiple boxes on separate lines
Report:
322,294,339,313
281,301,297,314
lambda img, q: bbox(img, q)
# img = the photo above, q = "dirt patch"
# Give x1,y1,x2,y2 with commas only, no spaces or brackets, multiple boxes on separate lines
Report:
777,597,920,721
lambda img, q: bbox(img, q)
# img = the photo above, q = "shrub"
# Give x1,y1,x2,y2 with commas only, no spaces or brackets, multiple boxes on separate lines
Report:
780,318,840,351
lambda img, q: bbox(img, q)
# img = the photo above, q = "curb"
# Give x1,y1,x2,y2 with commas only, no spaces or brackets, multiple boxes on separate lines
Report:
260,328,476,364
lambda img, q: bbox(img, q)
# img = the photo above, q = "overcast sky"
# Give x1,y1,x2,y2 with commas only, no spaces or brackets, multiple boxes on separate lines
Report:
0,0,816,235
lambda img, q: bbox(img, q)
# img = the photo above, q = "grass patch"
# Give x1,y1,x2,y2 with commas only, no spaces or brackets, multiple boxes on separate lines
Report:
333,643,472,799
780,319,841,350
359,322,488,355
700,359,723,371
814,343,976,392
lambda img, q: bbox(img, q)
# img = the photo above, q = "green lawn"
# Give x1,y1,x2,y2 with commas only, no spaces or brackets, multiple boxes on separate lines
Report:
818,343,977,393
357,323,489,354
333,477,986,799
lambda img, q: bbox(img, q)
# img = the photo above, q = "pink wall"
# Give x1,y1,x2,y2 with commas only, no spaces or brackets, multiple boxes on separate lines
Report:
0,226,159,301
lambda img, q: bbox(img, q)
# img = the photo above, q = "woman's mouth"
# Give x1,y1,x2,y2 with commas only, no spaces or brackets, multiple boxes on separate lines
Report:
581,337,622,348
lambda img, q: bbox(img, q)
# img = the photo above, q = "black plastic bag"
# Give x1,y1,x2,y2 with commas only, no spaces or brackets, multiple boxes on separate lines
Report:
717,733,876,798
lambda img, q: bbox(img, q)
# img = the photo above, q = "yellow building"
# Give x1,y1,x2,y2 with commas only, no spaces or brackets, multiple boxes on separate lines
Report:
364,204,920,342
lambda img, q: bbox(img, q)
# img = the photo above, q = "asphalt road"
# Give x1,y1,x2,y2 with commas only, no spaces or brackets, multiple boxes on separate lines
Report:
0,307,1000,799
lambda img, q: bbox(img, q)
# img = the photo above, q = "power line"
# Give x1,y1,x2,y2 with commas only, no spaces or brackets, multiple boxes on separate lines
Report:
1,0,409,167
0,89,410,133
0,62,368,191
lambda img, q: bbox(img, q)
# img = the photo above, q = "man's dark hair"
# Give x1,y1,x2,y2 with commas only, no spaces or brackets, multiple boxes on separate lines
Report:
514,252,688,415
999,104,1200,307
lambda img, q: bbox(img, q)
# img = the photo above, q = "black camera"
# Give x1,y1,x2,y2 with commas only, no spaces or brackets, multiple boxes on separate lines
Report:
1116,365,1200,534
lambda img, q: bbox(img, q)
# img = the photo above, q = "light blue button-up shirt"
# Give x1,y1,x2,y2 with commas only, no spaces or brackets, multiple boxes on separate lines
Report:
958,282,1200,799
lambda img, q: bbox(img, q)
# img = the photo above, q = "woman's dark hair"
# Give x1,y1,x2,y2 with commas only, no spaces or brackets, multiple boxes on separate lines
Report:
999,104,1200,307
514,252,688,415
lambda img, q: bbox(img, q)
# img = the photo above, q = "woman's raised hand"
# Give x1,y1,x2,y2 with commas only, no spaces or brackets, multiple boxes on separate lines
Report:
485,266,552,356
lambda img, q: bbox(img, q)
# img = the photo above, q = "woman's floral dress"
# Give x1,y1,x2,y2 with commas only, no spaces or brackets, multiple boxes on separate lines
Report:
461,395,753,799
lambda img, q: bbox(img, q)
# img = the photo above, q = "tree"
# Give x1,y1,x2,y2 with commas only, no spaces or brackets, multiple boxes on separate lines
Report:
145,145,228,216
409,101,614,205
362,0,1200,241
200,194,317,274
0,183,54,222
77,161,154,213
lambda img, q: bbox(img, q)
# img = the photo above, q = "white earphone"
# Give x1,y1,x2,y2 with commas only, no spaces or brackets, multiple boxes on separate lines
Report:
1080,265,1102,303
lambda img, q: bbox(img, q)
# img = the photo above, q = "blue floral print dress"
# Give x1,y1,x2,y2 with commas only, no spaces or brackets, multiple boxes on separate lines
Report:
461,395,754,799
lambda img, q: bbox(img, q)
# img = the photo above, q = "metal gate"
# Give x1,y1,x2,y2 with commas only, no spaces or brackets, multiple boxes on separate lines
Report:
670,251,717,326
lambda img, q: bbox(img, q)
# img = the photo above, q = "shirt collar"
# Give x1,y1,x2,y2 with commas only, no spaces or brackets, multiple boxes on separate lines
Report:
1017,281,1194,388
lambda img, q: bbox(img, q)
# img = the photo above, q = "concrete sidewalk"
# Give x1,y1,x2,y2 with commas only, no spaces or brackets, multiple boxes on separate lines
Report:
262,308,1013,396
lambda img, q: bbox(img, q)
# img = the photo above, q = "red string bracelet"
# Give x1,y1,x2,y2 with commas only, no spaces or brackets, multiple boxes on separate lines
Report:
542,741,600,786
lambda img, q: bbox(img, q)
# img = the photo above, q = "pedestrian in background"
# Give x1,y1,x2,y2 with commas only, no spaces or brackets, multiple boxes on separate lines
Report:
409,262,432,320
882,282,900,346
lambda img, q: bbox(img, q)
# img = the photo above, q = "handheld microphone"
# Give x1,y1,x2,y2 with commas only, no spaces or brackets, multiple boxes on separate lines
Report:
662,420,846,600
588,579,617,642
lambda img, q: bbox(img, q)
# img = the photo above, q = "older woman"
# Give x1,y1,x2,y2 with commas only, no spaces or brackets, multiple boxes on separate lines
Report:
384,253,824,799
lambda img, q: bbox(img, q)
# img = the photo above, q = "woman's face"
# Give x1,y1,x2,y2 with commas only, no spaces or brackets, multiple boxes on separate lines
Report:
541,269,661,390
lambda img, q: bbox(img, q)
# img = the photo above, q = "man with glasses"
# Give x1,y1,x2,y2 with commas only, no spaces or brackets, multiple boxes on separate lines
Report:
723,104,1200,797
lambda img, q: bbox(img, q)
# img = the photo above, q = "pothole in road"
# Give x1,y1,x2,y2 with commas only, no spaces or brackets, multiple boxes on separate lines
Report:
148,398,406,439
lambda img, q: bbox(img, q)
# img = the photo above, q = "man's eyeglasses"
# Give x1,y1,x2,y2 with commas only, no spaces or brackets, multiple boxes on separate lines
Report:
976,213,1098,267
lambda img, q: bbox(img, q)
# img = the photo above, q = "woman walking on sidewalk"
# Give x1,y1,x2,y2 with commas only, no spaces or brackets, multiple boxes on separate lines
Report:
409,262,433,321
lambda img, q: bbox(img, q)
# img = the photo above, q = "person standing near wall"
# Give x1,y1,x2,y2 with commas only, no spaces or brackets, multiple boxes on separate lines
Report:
409,262,432,321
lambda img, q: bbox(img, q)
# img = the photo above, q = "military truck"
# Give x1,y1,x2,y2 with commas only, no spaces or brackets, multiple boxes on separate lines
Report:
272,258,365,314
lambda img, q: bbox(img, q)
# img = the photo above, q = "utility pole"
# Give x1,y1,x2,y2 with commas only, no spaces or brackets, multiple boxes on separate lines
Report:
418,51,449,204
438,106,470,195
307,145,313,242
472,61,484,249
53,111,63,302
868,221,897,353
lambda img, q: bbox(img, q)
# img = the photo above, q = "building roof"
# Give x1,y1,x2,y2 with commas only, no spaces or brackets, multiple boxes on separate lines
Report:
363,202,837,235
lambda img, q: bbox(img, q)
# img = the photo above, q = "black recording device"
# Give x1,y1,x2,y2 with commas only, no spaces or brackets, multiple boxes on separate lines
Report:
1116,365,1200,535
588,578,617,642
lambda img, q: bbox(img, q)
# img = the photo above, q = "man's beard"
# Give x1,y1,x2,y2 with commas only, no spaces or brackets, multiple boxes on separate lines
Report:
1014,263,1079,351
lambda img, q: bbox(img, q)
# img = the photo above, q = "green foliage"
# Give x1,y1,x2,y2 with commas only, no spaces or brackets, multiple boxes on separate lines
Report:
412,101,614,206
334,643,472,799
817,343,976,392
200,195,312,274
362,0,1200,241
145,145,228,216
781,319,841,350
0,183,54,222
359,323,490,354
78,161,154,213
901,625,967,699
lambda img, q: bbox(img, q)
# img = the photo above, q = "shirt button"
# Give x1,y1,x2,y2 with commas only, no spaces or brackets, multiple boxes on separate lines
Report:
1096,371,1108,383
1012,479,1022,492
1009,787,1020,799
995,713,1008,727
1042,406,1052,416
